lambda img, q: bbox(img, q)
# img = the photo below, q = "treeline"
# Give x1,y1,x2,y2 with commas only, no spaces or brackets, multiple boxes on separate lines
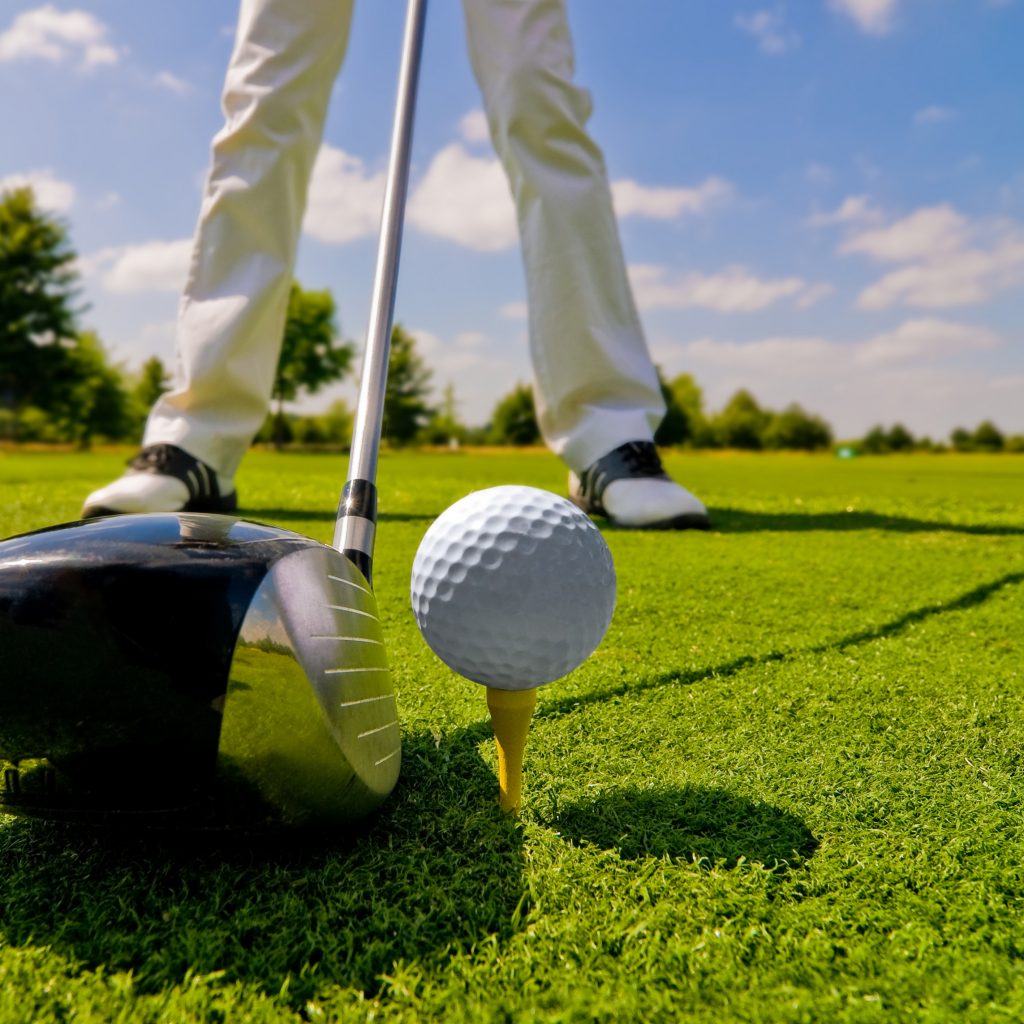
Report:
1,187,366,449
857,420,1024,453
2,187,1020,454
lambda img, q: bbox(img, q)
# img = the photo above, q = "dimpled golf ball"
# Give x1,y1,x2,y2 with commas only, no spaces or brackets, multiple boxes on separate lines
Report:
410,485,616,689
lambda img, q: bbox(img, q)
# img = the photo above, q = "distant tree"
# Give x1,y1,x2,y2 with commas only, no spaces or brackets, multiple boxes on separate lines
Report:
318,399,353,447
272,282,353,448
50,332,133,449
1006,435,1024,453
654,369,688,446
488,383,540,445
763,404,833,451
885,423,915,452
0,187,81,435
711,389,770,450
671,372,708,443
383,324,434,445
420,382,467,446
950,427,974,452
860,424,889,454
135,355,171,409
972,420,1004,452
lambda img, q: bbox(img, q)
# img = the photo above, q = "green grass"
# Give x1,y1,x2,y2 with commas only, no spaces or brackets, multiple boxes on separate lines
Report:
1,448,1022,1022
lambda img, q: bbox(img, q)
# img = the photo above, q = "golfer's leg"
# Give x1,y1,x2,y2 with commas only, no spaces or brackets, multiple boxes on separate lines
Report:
461,0,665,474
144,0,355,479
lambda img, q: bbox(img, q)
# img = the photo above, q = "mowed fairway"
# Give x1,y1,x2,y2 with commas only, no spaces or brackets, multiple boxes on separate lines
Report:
0,448,1022,1023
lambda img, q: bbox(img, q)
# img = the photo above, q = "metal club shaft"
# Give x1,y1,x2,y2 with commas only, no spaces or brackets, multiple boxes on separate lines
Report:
334,0,428,580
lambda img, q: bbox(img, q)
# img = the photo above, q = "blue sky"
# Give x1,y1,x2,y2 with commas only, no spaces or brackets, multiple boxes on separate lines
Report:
1,0,1022,439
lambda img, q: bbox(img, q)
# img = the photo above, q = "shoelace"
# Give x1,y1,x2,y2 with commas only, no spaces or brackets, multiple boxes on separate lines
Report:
127,444,217,501
129,445,176,472
618,442,665,477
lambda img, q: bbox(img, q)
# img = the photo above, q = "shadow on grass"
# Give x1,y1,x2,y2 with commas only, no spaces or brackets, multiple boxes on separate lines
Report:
237,504,1024,537
707,507,1024,537
0,723,519,1007
538,571,1024,722
239,506,439,527
542,785,817,870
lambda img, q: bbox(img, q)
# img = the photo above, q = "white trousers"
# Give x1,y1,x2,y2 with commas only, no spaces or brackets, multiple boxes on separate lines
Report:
145,0,665,478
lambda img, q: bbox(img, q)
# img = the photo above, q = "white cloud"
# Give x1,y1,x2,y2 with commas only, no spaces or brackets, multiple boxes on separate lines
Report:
407,326,530,421
807,195,884,227
0,5,118,70
733,8,801,54
914,105,956,126
827,0,899,34
837,205,1024,309
679,335,839,373
82,239,192,293
0,168,76,212
459,110,490,144
302,144,386,245
804,163,834,185
499,302,528,321
856,237,1024,309
841,205,971,262
628,263,829,313
795,282,836,308
669,320,1000,375
611,176,733,220
855,319,999,365
652,318,1019,436
156,70,191,96
307,125,731,253
408,144,518,252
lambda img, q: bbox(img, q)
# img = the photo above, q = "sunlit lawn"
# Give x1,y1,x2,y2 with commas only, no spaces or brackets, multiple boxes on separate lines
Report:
0,448,1022,1022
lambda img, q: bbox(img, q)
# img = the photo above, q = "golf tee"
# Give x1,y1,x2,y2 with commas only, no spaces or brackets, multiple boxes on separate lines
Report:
486,686,538,814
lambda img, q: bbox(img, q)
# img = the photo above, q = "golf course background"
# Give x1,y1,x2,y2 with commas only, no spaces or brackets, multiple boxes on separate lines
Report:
1,448,1022,1022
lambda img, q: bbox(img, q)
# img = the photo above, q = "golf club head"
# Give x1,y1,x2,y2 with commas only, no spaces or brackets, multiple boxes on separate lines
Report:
0,513,400,830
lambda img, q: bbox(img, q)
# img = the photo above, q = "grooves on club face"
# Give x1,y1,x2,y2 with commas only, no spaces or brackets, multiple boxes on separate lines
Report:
0,513,400,830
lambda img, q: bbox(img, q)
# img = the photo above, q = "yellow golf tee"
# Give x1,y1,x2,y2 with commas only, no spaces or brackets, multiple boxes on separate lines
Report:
486,686,538,814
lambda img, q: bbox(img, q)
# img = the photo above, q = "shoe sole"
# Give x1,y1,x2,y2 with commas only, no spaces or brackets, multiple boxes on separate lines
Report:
80,493,239,521
569,495,711,531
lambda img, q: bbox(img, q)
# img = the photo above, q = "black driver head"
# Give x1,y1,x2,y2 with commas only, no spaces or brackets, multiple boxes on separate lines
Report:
0,513,400,830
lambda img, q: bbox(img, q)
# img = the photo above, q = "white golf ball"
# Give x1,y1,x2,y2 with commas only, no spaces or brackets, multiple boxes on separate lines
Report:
410,485,616,689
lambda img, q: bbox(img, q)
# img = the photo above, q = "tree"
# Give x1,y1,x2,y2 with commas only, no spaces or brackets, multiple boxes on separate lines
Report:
272,281,353,448
654,369,688,446
383,324,434,445
49,332,133,449
420,382,467,446
885,423,915,452
655,370,706,447
488,383,540,445
711,389,770,449
671,372,708,443
972,420,1004,452
860,424,889,454
135,355,171,409
0,187,81,434
950,426,974,452
318,399,354,448
763,404,833,451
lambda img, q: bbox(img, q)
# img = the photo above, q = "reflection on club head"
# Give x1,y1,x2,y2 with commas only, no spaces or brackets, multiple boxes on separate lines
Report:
0,512,399,830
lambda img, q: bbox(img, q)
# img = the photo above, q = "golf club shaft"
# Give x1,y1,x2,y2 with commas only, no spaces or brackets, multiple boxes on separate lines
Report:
334,0,428,579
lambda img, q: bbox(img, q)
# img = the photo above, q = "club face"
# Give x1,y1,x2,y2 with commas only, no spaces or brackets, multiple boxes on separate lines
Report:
0,513,400,830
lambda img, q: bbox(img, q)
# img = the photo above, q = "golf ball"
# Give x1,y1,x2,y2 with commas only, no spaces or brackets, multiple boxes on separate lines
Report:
410,485,616,689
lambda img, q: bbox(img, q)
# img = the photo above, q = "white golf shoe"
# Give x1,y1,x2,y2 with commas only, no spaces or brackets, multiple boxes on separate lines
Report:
569,441,709,530
81,444,237,519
